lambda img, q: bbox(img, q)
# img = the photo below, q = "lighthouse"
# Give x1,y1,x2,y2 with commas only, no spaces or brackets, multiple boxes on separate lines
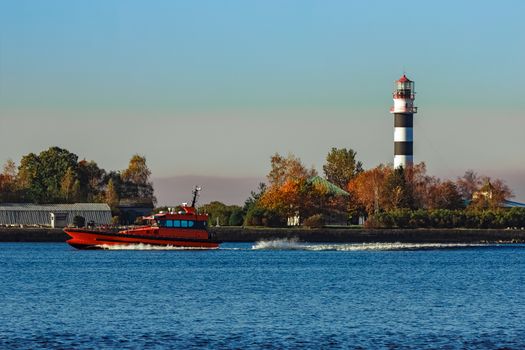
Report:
390,74,418,168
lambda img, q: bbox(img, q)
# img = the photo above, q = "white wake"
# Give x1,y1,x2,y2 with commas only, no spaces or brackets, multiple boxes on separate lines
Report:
251,238,486,251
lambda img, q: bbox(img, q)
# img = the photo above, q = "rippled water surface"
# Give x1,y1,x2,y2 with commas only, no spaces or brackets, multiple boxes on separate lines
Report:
1,241,525,349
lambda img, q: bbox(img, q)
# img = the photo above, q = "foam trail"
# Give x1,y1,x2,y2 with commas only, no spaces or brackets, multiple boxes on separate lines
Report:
251,238,487,251
97,243,217,250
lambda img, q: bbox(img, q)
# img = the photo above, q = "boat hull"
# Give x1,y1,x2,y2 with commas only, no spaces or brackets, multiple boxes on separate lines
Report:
64,228,221,250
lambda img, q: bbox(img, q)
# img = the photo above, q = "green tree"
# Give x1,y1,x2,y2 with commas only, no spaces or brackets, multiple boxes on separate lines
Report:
77,160,105,201
105,178,120,210
323,147,363,190
228,207,244,226
17,152,42,201
18,147,79,203
200,201,241,226
121,154,155,202
60,167,77,202
383,166,414,210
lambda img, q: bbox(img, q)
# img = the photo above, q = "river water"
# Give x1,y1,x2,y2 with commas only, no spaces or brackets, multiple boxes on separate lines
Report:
1,241,524,349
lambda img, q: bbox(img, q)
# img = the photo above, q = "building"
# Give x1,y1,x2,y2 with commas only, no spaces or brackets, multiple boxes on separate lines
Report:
118,198,155,224
0,203,112,228
390,74,418,168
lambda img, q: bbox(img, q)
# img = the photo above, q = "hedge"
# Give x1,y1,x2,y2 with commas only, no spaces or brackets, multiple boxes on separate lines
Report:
366,208,525,229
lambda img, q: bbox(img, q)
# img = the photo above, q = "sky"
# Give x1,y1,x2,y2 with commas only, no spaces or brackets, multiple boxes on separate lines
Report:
1,0,524,205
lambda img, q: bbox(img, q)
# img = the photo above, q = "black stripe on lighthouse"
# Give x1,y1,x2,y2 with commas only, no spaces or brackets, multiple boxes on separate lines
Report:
394,113,413,168
394,113,413,127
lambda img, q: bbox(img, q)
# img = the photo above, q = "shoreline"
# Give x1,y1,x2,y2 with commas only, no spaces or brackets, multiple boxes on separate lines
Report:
1,227,524,244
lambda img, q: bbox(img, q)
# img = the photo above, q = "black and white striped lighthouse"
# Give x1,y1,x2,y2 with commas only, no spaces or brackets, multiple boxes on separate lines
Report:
390,74,418,168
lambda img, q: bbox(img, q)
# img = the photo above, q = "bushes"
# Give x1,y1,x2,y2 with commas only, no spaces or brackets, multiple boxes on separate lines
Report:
243,206,285,227
366,208,525,229
303,214,325,228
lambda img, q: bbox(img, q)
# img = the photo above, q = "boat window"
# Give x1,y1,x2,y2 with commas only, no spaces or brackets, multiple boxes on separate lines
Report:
173,220,181,227
166,220,173,228
181,220,188,228
188,221,194,228
157,220,165,227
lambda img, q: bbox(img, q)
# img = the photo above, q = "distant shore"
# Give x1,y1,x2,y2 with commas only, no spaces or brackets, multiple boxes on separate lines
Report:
1,227,524,244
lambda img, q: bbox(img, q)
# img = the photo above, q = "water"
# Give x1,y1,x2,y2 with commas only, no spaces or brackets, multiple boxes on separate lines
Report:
1,241,525,349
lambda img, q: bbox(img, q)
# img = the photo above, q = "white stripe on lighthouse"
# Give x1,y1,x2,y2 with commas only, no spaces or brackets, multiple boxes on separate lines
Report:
394,127,413,142
394,155,413,169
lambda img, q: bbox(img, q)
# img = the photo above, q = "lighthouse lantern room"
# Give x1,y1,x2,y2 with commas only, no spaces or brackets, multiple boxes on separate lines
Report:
390,74,418,169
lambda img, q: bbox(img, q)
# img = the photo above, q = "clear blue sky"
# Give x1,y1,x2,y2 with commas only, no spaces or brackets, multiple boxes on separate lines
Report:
1,0,524,203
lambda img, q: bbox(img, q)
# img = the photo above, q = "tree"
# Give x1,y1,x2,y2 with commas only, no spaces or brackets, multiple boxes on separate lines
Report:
0,159,18,201
404,162,436,209
260,153,317,222
456,170,482,201
427,180,464,210
17,152,42,201
17,147,78,203
77,160,105,201
267,153,316,187
348,165,392,215
228,208,244,226
121,154,155,201
200,201,243,226
323,147,363,190
60,167,78,202
105,178,120,210
470,178,512,210
243,182,267,214
122,154,151,185
383,166,414,210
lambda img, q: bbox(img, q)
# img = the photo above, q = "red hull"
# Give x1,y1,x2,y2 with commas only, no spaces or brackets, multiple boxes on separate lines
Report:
64,228,220,250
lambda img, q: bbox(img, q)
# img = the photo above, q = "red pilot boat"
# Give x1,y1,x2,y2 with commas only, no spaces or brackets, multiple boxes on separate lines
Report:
64,188,220,249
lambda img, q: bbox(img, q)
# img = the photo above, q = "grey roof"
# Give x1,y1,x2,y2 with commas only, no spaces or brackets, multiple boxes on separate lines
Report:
0,203,111,211
0,203,112,226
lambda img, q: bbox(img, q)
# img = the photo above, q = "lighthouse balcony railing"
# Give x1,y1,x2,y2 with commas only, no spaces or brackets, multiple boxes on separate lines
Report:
393,92,415,99
390,106,418,113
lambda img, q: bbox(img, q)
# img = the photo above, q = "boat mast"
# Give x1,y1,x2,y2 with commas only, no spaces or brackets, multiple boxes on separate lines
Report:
191,186,201,208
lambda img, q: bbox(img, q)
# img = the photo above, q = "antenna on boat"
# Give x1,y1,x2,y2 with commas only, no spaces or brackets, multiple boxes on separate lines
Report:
191,186,201,208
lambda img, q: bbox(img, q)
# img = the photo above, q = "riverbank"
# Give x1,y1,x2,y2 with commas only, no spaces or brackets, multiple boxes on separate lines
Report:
1,227,525,243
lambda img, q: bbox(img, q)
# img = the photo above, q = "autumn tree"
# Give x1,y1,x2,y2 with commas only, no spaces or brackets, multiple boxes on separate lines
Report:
456,170,482,201
404,162,435,209
60,167,81,203
260,153,317,223
470,178,512,210
267,153,317,187
0,159,18,201
105,178,120,210
120,154,155,202
323,147,363,190
347,165,392,215
426,180,464,210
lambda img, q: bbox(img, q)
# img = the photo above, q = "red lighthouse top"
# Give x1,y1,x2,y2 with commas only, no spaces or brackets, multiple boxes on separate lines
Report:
398,74,411,83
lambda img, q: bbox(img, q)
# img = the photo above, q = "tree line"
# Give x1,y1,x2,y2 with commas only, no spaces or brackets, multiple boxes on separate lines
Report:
202,148,523,228
2,146,522,229
0,147,155,218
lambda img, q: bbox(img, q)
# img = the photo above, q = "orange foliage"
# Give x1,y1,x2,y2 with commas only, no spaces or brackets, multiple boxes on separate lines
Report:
347,165,392,215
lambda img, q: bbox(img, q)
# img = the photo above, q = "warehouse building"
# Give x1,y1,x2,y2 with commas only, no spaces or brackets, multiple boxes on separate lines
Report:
0,203,112,228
